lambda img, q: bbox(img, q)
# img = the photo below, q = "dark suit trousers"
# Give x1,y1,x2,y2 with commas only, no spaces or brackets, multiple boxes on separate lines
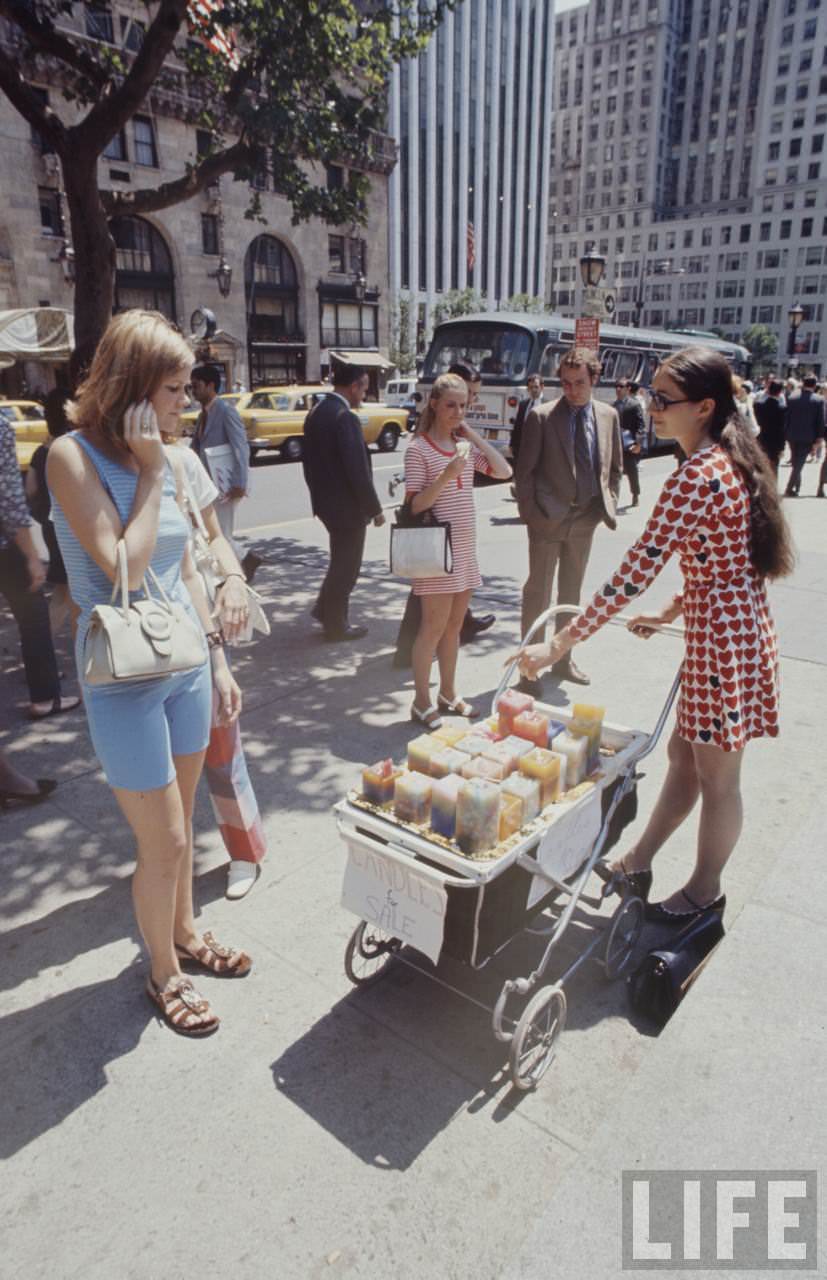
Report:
0,544,61,703
521,507,600,643
316,523,366,634
785,441,811,495
622,450,640,499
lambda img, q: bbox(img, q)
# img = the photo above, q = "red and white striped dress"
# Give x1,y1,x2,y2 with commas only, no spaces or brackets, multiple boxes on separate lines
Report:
404,434,493,595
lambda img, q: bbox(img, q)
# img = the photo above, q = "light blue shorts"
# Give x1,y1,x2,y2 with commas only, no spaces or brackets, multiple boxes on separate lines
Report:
81,660,212,792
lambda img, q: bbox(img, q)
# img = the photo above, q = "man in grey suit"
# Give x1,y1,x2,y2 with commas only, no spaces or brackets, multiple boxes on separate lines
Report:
784,374,825,497
515,347,622,689
190,363,250,559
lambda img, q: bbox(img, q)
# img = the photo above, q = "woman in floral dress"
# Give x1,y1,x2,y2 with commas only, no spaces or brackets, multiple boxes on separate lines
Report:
514,347,794,924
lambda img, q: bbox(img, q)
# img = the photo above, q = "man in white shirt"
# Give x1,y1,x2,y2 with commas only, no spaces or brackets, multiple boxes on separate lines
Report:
191,364,251,567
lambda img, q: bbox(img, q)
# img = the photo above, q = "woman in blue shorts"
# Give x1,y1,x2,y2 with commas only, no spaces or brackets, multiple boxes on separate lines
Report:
49,311,251,1037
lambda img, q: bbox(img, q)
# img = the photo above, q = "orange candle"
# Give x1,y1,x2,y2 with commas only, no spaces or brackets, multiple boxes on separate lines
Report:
512,709,551,749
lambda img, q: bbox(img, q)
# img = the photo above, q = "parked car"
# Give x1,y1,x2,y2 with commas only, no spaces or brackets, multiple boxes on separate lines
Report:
1,399,47,470
384,377,418,407
181,386,410,461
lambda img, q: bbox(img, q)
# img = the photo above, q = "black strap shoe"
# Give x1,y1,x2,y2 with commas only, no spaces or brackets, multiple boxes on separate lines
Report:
645,890,725,925
551,658,590,685
324,624,369,642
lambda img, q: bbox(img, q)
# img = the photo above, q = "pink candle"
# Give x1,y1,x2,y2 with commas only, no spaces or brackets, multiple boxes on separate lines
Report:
496,688,534,736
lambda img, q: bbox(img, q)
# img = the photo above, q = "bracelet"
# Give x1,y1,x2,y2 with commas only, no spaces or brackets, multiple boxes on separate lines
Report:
205,630,225,650
217,573,245,587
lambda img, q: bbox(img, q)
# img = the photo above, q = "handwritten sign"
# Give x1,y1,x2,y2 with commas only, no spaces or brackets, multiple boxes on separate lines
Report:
341,844,448,964
574,317,600,352
526,789,603,910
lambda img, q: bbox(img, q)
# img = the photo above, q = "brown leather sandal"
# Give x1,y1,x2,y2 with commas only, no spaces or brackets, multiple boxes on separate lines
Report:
175,930,252,978
146,976,220,1037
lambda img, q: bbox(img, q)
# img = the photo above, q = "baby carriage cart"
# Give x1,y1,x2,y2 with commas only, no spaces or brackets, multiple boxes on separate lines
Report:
335,606,681,1090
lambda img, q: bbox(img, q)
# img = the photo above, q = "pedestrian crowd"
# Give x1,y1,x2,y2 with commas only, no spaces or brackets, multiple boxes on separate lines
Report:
0,307,807,1034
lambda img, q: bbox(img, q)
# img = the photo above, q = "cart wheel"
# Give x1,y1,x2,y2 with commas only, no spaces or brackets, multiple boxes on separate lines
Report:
344,921,400,987
604,895,644,980
509,984,567,1092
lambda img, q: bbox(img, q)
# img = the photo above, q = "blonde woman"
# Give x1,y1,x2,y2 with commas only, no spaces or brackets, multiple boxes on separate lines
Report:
48,311,251,1038
404,372,511,726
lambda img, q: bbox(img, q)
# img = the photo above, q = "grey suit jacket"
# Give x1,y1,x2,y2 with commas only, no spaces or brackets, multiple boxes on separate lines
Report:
191,396,249,493
515,395,622,534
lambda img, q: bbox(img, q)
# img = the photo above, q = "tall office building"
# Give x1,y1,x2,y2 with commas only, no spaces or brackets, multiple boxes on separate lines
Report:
549,0,827,374
388,0,556,352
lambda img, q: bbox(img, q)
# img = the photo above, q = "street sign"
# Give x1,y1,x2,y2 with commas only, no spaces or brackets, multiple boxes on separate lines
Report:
575,316,600,352
581,285,616,320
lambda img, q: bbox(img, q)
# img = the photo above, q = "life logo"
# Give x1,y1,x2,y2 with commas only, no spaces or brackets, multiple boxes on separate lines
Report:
621,1170,818,1270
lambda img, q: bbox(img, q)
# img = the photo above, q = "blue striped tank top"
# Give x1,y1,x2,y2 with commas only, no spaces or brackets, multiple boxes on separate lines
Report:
50,432,195,670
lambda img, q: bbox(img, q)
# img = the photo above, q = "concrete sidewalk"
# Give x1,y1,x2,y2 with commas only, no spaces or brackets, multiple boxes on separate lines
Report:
0,456,824,1279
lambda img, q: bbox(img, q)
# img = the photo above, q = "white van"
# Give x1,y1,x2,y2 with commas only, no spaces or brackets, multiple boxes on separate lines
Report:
384,377,417,408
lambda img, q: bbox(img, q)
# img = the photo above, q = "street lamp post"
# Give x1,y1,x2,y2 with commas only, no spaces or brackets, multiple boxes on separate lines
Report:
787,302,804,376
579,245,606,289
548,207,558,311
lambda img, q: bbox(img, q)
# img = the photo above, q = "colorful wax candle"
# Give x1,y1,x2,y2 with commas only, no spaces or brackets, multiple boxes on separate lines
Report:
407,733,442,775
547,719,566,746
361,758,402,806
393,771,432,824
519,747,563,808
570,703,606,770
479,716,504,742
496,688,534,736
499,734,536,764
431,722,469,748
454,733,493,758
554,732,589,787
498,794,523,842
481,739,521,776
431,774,463,839
430,746,469,779
455,778,501,855
461,755,509,783
512,709,551,749
501,773,541,825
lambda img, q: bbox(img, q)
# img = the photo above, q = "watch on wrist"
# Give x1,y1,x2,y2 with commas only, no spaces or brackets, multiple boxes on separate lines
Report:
206,630,225,650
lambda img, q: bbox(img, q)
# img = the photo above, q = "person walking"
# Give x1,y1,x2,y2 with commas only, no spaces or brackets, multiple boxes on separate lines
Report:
783,374,825,497
512,346,793,924
514,346,622,690
189,364,254,571
753,379,787,477
0,400,79,719
48,311,249,1038
613,378,645,508
302,362,385,641
405,373,511,727
24,387,72,636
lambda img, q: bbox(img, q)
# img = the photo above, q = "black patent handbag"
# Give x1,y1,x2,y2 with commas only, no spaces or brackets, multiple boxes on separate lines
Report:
627,908,725,1027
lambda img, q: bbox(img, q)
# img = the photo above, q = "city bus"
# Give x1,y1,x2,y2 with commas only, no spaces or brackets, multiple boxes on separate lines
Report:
417,311,751,454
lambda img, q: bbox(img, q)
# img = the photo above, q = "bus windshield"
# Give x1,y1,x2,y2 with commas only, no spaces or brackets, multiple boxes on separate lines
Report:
422,322,533,383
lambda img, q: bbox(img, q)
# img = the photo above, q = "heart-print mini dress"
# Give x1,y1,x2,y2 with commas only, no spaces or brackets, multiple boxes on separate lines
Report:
566,443,779,751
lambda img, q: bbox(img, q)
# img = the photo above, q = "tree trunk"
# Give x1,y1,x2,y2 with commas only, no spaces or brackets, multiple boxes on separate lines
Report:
61,144,115,388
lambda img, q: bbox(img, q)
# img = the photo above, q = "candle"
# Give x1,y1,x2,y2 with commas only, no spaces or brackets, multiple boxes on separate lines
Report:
361,758,402,806
431,774,463,839
454,732,494,757
512,709,551,749
430,746,469,779
519,747,564,808
501,773,541,824
496,688,534,736
498,794,523,842
393,771,432,824
554,732,589,787
461,755,509,783
407,732,442,775
431,722,469,748
570,703,606,770
547,719,566,746
499,734,536,764
479,716,505,741
455,778,501,855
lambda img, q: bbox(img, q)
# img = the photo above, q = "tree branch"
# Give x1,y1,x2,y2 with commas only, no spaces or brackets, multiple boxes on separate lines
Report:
102,141,253,216
77,0,189,153
0,0,110,89
0,43,64,147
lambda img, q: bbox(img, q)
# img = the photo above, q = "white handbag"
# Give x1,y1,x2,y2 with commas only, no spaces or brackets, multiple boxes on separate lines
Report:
389,504,453,579
180,463,271,644
83,540,207,685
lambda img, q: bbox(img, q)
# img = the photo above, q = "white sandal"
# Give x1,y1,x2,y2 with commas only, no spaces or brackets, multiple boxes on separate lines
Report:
411,703,442,729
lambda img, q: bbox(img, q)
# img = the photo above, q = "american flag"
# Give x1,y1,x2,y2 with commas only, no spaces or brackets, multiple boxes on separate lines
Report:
466,221,476,272
188,0,240,69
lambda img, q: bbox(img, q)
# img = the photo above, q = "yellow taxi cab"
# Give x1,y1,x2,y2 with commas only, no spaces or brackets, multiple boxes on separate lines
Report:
181,386,409,462
0,399,48,470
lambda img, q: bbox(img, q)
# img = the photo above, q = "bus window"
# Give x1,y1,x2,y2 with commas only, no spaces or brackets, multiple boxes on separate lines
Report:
422,322,533,382
639,352,659,386
600,349,621,381
613,351,638,382
540,343,566,380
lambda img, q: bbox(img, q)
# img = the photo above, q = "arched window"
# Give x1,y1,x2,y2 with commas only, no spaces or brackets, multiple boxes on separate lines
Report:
110,216,176,321
245,235,304,386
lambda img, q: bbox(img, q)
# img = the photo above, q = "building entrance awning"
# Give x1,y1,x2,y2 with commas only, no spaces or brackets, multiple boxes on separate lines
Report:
329,348,392,370
0,308,74,363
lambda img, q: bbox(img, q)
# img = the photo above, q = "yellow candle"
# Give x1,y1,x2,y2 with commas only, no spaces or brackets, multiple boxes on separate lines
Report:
431,722,469,748
519,747,563,807
407,733,442,775
498,794,523,842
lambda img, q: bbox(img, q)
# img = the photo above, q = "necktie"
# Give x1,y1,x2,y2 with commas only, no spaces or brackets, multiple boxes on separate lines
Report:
573,407,595,506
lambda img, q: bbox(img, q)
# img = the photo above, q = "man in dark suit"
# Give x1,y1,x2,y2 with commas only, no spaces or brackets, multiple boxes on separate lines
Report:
302,363,385,641
753,379,787,475
784,374,825,497
612,379,645,507
515,347,622,689
510,373,546,472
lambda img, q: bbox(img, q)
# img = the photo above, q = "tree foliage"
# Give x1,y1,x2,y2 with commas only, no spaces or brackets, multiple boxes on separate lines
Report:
741,324,778,373
388,296,416,374
0,0,456,374
504,293,546,314
431,288,485,326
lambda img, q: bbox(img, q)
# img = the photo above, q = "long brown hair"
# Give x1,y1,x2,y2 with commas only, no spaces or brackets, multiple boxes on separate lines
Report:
67,310,193,453
660,347,794,579
415,372,468,436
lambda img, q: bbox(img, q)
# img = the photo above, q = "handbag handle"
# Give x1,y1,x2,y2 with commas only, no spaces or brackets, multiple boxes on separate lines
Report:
180,459,212,543
109,539,176,621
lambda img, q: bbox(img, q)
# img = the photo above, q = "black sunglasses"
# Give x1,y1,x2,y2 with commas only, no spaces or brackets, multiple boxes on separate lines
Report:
649,391,692,412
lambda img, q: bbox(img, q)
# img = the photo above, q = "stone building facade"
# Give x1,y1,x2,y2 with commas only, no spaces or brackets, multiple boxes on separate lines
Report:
0,6,395,395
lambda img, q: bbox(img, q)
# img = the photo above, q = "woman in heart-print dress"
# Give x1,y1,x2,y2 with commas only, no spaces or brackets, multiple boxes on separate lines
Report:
514,346,794,925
